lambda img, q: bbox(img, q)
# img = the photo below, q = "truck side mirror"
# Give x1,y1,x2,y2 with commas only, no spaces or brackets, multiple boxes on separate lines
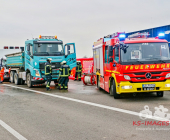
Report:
27,44,30,51
109,46,113,57
27,51,31,55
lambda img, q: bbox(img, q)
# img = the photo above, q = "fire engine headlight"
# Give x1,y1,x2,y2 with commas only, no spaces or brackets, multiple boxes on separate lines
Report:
165,73,170,78
165,84,170,87
35,70,40,77
124,75,131,80
121,85,132,89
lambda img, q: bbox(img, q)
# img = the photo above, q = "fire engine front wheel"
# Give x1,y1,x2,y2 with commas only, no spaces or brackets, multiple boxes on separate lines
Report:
110,79,120,99
157,91,164,97
27,73,32,88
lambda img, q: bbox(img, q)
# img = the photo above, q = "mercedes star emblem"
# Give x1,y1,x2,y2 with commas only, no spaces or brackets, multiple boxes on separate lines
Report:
145,73,152,79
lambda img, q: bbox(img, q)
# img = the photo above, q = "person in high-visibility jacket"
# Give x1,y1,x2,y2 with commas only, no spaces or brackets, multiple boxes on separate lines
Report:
0,67,5,83
59,61,71,90
74,61,82,81
8,68,11,82
45,58,52,91
58,61,63,89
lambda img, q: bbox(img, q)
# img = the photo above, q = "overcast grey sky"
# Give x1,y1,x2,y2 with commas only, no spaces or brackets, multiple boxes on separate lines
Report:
0,0,170,57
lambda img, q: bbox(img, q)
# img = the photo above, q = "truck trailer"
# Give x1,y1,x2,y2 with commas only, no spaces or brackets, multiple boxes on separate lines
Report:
92,32,170,98
6,35,77,87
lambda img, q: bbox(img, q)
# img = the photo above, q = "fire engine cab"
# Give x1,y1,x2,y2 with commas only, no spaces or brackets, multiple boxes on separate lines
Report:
93,32,170,99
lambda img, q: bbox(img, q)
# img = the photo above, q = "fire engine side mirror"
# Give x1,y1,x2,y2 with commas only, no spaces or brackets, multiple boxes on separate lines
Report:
109,46,113,57
109,58,113,62
113,63,116,67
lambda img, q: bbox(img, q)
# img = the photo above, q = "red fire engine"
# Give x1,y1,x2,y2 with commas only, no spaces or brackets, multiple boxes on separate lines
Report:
93,32,170,99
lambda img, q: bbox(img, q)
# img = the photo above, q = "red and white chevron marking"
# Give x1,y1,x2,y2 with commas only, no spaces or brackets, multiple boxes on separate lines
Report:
33,77,43,80
33,84,43,86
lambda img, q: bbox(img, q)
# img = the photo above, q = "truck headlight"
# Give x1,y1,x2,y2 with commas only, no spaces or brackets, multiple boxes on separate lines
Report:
165,73,170,78
121,85,132,89
35,70,40,77
124,75,131,80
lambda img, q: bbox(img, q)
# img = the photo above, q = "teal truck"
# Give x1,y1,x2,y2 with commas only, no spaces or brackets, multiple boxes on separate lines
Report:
6,35,77,87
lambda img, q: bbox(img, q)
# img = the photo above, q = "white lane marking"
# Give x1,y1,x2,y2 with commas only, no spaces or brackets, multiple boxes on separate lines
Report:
0,120,27,140
3,84,170,122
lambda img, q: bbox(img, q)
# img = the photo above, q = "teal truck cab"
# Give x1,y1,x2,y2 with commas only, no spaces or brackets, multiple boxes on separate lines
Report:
6,35,76,87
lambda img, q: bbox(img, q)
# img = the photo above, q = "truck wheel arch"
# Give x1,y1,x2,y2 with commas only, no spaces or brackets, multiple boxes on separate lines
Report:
26,69,31,75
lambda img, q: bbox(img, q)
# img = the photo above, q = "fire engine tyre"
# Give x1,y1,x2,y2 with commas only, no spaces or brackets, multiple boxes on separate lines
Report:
27,73,32,88
157,91,164,97
110,79,120,99
97,76,102,90
10,71,15,83
14,73,21,85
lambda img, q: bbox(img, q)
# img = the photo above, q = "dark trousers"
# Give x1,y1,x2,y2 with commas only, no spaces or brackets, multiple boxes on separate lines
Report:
46,75,52,90
60,77,69,89
75,72,81,81
58,77,61,88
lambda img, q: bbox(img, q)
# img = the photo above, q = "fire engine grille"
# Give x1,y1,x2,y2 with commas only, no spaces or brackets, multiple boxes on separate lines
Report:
134,72,146,75
134,72,162,75
151,72,162,74
136,77,160,80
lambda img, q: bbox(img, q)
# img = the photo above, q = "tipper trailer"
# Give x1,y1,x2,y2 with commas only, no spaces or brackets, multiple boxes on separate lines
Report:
6,35,77,87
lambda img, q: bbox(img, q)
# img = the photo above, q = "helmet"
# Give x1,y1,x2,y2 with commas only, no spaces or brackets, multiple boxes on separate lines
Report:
60,62,63,65
77,61,81,64
47,58,52,61
62,61,66,64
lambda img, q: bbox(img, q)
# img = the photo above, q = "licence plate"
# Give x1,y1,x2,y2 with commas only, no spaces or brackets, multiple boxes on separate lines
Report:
142,84,155,88
143,87,155,91
142,84,155,91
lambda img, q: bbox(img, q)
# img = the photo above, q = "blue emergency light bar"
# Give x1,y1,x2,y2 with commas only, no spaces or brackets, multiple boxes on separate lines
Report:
158,33,165,39
119,34,126,41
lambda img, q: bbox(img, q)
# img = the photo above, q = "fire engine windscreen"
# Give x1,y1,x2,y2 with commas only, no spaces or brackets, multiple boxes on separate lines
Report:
34,43,64,56
121,43,170,63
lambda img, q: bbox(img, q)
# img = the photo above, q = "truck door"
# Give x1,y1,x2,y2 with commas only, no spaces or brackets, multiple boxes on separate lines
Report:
25,43,34,70
104,45,110,92
64,43,76,69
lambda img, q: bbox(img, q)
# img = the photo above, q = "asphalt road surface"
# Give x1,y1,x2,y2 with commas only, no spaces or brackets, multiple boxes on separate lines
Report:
0,81,170,140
